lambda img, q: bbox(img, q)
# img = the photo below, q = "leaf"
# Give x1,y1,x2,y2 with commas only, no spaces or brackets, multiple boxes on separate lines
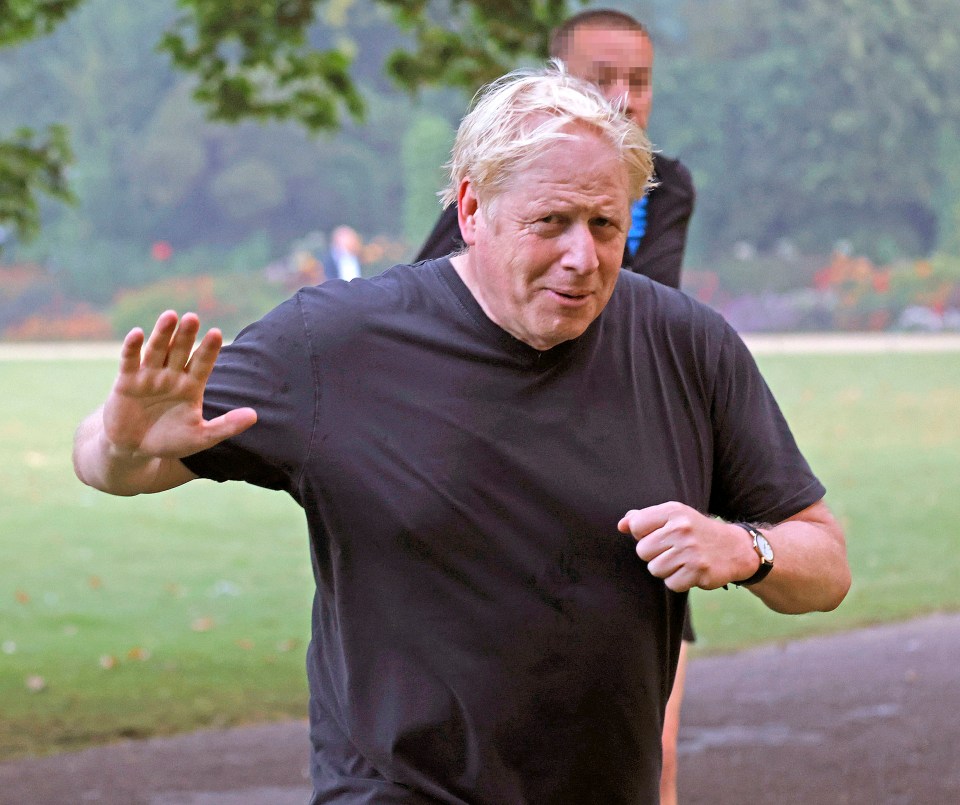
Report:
99,655,117,670
25,675,46,693
14,589,30,604
191,616,215,632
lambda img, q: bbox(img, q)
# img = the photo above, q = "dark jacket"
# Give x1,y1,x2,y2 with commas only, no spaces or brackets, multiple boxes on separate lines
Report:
414,153,695,290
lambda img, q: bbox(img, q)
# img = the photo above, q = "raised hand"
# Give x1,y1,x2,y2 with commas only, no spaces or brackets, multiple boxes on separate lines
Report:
74,310,257,495
102,310,257,459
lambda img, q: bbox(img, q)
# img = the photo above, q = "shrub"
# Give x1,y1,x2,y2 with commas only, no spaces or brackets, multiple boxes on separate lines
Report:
110,272,290,341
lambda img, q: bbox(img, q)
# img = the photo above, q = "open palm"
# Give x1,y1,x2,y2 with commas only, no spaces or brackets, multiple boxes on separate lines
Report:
103,310,256,459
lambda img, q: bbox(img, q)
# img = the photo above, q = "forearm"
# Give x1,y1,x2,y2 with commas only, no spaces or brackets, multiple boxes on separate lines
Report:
746,501,850,615
73,406,196,496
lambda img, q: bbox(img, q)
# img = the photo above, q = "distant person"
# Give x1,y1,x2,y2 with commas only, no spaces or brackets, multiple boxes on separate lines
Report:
322,225,363,282
74,65,849,804
415,10,697,801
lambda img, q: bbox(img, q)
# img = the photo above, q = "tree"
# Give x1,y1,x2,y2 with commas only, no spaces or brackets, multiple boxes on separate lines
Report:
158,0,583,132
655,0,960,260
2,0,584,247
0,0,81,245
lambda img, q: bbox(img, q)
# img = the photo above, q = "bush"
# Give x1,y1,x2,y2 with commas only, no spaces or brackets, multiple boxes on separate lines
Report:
110,272,290,341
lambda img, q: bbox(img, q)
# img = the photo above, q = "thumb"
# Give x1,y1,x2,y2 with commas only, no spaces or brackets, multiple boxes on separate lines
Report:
198,407,258,449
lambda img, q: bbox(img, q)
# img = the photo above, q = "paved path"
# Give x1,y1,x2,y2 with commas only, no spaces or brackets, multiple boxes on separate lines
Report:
2,612,958,804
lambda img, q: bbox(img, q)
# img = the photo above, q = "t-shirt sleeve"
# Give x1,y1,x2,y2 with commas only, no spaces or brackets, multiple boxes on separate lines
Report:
180,292,316,497
706,319,825,524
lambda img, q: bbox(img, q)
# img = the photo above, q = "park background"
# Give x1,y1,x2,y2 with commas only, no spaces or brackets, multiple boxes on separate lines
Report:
1,0,959,764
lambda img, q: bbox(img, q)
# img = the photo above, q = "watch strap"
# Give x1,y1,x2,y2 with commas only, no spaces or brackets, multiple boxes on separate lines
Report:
734,523,774,587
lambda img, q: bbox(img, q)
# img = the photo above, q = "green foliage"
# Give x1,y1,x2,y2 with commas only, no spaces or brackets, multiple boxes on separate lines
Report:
0,125,74,244
385,0,582,93
0,0,82,45
656,0,960,260
159,0,365,130
110,268,288,341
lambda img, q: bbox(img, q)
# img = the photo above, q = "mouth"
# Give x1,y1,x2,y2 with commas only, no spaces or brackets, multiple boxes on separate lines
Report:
547,288,593,305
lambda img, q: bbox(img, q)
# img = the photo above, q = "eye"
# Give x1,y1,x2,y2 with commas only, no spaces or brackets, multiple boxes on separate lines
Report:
595,67,618,87
629,71,651,93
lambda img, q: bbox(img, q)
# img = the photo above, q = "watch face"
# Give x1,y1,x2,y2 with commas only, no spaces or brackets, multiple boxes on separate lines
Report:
756,533,774,562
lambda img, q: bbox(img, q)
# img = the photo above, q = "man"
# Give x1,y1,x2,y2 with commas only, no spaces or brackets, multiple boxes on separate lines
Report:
415,12,696,799
74,66,849,803
415,9,694,291
322,224,363,281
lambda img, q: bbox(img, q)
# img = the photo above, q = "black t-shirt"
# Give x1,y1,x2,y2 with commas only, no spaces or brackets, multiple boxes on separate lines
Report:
182,259,824,804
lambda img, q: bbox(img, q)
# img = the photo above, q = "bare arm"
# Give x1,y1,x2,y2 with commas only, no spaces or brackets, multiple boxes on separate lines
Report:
73,310,257,496
619,499,850,615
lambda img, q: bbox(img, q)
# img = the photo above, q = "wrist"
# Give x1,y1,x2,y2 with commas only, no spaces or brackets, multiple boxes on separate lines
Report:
732,523,775,587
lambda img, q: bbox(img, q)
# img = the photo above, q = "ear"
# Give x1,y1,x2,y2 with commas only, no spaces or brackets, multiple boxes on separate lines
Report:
457,179,481,247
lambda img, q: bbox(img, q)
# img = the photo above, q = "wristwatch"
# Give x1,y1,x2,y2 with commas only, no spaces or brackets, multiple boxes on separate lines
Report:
734,523,774,586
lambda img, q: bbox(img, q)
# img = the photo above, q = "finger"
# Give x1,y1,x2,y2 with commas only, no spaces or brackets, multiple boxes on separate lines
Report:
634,528,672,562
166,312,202,370
142,311,180,368
618,507,667,540
644,545,682,580
198,407,258,448
118,328,145,375
185,327,224,382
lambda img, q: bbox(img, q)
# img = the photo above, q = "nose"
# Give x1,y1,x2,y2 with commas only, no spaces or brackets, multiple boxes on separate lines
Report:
561,221,600,274
604,79,633,119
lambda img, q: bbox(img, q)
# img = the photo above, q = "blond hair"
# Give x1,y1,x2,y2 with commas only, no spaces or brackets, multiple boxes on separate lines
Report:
441,62,655,209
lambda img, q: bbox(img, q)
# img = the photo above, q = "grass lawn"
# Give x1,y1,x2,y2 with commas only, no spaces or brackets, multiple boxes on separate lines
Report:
1,348,958,759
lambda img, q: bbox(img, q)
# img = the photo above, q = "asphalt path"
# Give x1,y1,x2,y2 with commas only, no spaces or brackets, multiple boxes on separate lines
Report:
3,612,958,804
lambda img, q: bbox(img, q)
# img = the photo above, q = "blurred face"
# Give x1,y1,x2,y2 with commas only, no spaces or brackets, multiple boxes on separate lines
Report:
562,26,654,129
454,125,629,351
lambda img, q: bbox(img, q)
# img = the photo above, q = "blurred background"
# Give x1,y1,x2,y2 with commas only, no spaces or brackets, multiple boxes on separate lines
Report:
1,0,958,340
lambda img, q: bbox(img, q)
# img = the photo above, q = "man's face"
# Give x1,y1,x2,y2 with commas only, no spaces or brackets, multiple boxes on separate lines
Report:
456,125,629,351
562,26,654,130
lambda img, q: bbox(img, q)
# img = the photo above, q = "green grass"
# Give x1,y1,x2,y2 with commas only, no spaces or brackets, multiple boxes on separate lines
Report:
1,359,311,759
690,351,960,652
2,350,959,760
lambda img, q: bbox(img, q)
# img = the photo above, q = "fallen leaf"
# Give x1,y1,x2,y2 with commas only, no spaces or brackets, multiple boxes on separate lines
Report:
15,589,30,605
191,616,215,633
88,576,103,590
99,655,118,670
24,451,47,468
276,638,299,653
127,646,151,662
26,675,46,693
235,638,255,651
2,641,16,654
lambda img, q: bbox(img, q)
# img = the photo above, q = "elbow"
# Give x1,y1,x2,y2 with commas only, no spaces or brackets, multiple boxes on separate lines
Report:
819,565,852,613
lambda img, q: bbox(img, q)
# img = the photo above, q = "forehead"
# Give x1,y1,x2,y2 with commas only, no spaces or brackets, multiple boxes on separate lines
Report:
498,126,629,210
566,26,653,73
